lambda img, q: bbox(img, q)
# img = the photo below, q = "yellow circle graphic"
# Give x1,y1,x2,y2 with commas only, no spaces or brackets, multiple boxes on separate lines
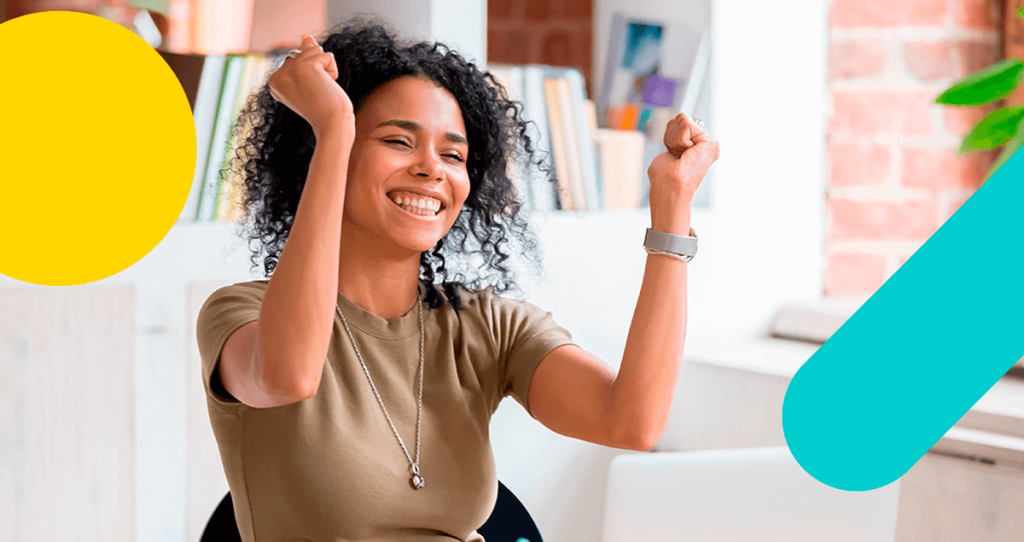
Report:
0,11,196,286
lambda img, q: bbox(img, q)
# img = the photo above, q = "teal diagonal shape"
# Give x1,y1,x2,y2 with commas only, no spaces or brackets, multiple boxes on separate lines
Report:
782,147,1024,491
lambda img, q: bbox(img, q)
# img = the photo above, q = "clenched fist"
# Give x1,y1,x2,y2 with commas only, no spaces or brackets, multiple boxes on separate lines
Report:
646,113,720,233
268,34,354,140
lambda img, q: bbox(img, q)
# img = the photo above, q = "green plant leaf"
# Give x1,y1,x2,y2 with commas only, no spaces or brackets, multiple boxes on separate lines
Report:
959,107,1024,155
1018,6,1024,17
984,129,1024,183
935,59,1024,106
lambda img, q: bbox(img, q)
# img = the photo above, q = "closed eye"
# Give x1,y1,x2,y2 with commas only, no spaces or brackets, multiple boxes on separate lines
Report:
384,139,465,163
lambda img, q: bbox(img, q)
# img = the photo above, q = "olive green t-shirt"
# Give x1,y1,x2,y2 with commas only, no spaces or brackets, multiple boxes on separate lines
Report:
195,280,575,542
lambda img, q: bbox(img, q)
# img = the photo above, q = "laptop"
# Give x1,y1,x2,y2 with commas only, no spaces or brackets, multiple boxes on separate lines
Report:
603,446,901,541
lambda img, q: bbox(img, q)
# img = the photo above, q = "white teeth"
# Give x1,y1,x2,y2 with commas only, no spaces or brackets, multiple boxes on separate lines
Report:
388,193,442,212
399,203,434,216
391,196,439,217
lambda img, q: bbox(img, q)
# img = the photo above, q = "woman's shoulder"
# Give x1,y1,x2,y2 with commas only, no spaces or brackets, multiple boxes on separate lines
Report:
220,279,270,291
201,279,270,310
210,279,269,296
433,282,542,321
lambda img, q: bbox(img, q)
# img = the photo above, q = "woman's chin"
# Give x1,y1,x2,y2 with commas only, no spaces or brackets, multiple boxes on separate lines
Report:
394,235,443,255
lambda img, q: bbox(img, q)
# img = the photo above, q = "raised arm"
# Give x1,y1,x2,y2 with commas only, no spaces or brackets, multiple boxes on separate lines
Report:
528,113,719,449
219,35,354,408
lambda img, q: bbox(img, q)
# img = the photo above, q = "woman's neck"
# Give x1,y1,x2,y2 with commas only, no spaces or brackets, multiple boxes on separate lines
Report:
336,232,423,321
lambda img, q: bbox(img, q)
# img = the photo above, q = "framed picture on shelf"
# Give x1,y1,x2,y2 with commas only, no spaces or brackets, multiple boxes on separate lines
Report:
598,11,711,209
598,12,707,133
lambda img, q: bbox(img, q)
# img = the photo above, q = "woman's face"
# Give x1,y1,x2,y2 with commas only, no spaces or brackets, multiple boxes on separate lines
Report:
343,75,471,254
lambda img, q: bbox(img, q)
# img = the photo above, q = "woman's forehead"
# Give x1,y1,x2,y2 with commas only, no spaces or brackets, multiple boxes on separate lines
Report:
361,76,465,133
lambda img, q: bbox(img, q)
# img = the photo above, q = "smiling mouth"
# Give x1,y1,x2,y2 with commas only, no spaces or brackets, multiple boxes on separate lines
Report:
387,194,440,217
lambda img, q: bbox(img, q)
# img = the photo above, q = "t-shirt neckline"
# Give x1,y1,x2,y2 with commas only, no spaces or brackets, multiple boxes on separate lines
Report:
334,281,427,340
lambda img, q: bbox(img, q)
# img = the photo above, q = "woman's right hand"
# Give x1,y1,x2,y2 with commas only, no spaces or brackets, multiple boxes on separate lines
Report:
268,34,354,140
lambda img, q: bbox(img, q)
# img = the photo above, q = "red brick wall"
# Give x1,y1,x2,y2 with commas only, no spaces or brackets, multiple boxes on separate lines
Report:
1008,0,1024,104
487,0,594,96
824,0,1003,296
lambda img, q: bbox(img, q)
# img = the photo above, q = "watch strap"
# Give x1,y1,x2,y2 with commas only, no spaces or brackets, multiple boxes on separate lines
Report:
644,227,698,260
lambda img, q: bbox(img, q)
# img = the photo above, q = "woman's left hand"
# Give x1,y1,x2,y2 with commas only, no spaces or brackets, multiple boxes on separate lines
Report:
646,113,720,233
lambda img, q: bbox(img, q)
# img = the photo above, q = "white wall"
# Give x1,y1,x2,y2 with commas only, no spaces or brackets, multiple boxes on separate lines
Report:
699,0,828,339
326,0,486,65
429,0,487,66
326,0,431,39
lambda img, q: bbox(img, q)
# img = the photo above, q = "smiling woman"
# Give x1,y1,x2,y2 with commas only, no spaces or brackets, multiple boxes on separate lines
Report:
231,19,538,313
194,17,560,541
193,14,718,542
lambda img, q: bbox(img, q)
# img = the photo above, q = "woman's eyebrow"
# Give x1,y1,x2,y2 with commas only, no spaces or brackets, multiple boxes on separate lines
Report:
375,119,468,145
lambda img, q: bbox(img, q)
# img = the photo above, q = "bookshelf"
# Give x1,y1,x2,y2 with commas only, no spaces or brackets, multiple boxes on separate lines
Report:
165,46,658,223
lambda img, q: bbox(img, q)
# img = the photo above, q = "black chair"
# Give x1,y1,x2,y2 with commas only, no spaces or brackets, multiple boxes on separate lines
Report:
200,480,543,542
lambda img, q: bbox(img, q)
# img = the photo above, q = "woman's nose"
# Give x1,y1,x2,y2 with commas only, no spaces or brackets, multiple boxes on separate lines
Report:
411,150,444,179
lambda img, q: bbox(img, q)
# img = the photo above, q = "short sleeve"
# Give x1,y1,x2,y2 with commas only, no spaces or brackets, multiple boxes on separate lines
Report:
487,290,575,418
195,282,265,412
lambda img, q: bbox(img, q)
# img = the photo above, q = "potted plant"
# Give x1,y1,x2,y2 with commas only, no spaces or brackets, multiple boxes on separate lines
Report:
936,7,1024,182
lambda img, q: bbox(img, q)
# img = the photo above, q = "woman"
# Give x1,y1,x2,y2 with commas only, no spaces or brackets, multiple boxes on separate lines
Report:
196,18,719,542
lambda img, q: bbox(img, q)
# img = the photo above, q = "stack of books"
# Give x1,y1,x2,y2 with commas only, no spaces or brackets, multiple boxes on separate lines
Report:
487,64,647,212
161,50,284,223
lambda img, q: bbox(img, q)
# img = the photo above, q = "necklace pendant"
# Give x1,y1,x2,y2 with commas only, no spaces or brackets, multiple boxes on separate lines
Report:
411,474,425,489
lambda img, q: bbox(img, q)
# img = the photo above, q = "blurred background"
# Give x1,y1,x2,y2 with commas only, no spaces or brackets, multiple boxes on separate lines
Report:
2,1,1024,541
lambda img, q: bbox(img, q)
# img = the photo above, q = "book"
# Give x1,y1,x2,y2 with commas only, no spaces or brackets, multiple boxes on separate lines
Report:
520,65,558,211
196,54,244,221
486,64,533,211
564,69,602,211
215,54,279,222
543,76,574,210
161,52,226,223
226,54,281,221
594,128,645,210
553,75,587,210
583,99,602,208
505,65,531,211
214,54,258,221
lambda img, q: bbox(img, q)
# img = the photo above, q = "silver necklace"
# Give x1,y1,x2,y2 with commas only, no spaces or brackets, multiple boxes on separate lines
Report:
336,292,426,490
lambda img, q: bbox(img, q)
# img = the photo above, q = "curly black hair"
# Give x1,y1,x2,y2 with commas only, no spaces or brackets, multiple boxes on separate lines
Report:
225,16,552,311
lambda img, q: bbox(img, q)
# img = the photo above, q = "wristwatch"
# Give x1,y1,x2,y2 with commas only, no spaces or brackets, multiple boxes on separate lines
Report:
643,227,698,262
